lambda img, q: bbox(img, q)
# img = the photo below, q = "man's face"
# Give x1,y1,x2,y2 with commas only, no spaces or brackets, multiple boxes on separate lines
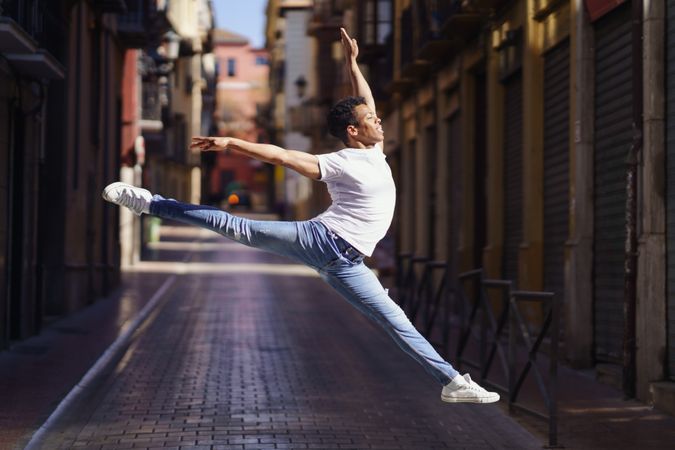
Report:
351,104,384,144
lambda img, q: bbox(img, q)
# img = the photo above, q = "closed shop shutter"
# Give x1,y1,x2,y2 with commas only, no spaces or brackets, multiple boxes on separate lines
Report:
503,71,523,284
666,0,675,380
426,126,438,257
474,72,488,269
0,73,9,349
543,39,570,333
445,113,461,267
593,3,632,364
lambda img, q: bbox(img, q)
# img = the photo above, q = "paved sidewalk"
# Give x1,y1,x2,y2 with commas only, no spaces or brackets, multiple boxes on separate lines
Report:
0,270,174,450
26,227,540,450
506,365,675,450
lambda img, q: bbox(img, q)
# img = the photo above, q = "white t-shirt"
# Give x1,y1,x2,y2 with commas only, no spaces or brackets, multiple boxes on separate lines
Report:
314,143,396,257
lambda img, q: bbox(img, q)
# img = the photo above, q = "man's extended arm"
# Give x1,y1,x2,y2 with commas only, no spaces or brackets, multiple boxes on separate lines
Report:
190,137,321,180
341,28,376,114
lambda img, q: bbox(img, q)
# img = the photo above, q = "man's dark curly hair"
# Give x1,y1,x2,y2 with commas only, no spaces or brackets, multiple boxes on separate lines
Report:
326,96,367,145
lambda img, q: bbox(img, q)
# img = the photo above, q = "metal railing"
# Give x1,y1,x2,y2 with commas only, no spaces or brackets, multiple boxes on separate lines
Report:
396,260,560,447
456,269,559,447
456,271,511,392
2,0,68,63
396,253,425,311
397,253,456,357
508,289,559,447
141,81,162,121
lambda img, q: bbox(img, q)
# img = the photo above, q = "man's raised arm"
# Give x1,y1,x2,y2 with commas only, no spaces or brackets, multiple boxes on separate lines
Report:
190,137,321,180
340,28,376,114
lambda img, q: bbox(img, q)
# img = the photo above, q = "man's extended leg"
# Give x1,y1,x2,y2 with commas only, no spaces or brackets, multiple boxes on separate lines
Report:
152,195,341,269
102,182,336,269
319,258,499,403
320,259,458,385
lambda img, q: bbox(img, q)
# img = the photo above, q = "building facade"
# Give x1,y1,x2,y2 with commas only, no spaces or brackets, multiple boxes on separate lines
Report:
117,0,215,266
205,29,272,211
0,0,126,348
138,0,214,205
267,0,674,415
0,0,215,348
266,0,317,219
372,0,671,413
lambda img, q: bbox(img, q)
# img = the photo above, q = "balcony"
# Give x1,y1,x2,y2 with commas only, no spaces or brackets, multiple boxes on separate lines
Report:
356,0,393,64
117,0,171,48
289,101,326,137
92,0,128,13
1,0,68,73
140,80,164,131
439,0,495,40
416,0,458,61
399,6,430,79
368,32,397,107
395,0,500,82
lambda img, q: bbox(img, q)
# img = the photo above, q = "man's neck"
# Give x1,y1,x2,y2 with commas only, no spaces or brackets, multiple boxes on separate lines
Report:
347,140,378,149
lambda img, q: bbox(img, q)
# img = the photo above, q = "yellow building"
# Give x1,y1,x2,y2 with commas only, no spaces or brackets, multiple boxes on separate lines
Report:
273,0,674,415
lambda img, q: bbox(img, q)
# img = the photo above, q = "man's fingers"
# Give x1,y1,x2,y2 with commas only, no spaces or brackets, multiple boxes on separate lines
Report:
340,28,353,46
190,138,215,152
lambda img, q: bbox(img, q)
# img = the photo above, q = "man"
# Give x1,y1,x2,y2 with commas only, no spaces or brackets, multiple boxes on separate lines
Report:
103,29,498,404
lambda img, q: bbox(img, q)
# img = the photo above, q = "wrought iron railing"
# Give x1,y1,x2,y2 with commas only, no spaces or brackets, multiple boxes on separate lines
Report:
396,262,560,447
396,253,427,310
457,269,559,447
2,0,68,63
117,0,145,28
141,80,162,121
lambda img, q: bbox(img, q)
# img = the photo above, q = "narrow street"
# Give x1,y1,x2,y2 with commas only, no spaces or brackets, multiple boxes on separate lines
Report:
34,225,540,450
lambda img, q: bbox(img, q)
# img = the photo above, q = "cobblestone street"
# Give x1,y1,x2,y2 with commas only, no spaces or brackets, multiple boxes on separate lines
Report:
32,227,540,450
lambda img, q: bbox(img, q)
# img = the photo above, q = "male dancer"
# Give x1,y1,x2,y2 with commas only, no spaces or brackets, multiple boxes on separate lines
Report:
103,28,499,404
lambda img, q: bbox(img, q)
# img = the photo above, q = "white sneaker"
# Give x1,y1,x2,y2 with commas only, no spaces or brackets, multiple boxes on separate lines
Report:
102,182,152,216
441,373,500,404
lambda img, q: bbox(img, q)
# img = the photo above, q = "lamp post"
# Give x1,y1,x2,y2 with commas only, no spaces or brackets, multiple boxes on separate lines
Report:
163,31,180,61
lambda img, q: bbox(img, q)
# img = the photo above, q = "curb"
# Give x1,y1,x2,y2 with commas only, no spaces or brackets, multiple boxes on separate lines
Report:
23,274,177,450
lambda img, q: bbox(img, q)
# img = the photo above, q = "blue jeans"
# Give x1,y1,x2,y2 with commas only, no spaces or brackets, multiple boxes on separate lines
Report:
150,196,459,385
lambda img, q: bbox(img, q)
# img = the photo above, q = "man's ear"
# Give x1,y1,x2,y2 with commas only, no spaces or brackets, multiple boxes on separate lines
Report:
346,124,359,137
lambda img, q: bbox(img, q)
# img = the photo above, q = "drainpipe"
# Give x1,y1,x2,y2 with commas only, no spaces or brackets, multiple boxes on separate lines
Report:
623,0,643,400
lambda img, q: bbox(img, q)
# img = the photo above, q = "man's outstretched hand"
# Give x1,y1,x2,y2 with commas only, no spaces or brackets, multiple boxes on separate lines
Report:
340,27,358,61
190,136,230,153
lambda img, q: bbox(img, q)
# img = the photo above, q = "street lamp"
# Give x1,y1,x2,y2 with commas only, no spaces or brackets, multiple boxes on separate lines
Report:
163,31,180,61
294,75,307,99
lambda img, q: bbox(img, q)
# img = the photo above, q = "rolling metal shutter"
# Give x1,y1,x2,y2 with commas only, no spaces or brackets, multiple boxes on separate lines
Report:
503,71,523,285
474,72,488,269
427,126,438,257
543,39,570,334
666,0,675,380
446,113,461,267
593,3,632,364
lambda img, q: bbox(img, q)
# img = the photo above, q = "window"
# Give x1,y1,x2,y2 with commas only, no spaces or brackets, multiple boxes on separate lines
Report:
361,0,392,46
255,55,268,66
227,58,236,77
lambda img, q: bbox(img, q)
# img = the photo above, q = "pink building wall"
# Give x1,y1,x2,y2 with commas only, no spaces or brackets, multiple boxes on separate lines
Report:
209,30,271,207
121,50,139,166
214,39,269,136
